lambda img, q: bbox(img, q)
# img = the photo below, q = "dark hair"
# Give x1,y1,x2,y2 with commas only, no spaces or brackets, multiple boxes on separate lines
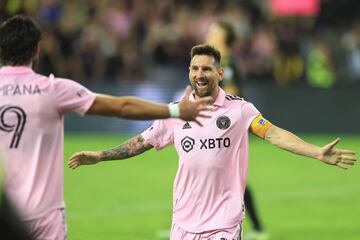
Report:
0,15,42,66
190,44,221,66
216,21,236,47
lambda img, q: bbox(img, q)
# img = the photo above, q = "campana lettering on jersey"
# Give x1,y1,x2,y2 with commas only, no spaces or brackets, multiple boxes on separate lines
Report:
0,84,41,96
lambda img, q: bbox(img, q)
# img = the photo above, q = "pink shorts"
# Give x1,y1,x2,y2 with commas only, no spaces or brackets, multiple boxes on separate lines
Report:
25,208,67,240
170,222,242,240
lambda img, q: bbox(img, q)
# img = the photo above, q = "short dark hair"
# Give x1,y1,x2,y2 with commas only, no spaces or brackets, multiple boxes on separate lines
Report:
0,15,42,66
190,44,221,66
216,21,236,47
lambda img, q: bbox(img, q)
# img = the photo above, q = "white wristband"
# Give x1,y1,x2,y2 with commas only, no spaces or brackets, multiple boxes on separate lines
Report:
168,103,180,118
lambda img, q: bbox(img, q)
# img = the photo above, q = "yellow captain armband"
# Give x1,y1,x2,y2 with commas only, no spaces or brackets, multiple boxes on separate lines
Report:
249,115,273,139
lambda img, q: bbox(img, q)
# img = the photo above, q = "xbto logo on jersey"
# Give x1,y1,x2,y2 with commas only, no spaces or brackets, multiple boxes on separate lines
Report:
200,138,230,149
181,136,195,152
216,116,231,130
181,136,231,152
0,105,27,148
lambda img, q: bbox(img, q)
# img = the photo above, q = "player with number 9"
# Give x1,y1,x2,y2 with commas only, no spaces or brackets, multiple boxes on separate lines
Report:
0,15,212,239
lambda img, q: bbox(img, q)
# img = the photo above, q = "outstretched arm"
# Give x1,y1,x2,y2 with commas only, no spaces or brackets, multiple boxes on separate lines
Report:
87,86,212,126
68,135,153,169
264,125,357,169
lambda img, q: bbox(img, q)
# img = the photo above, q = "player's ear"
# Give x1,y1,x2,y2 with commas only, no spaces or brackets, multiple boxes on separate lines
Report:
218,67,224,81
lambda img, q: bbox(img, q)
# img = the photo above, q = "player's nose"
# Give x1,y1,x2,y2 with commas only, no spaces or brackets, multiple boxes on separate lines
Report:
195,69,205,78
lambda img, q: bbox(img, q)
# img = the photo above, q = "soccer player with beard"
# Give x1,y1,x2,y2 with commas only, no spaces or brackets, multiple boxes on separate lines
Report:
0,15,212,240
68,44,356,240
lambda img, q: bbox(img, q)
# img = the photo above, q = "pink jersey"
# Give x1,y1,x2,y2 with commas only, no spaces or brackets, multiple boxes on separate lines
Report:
142,88,260,233
0,66,96,220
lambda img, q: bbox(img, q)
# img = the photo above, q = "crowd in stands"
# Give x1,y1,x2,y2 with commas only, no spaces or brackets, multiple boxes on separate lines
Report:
1,0,359,88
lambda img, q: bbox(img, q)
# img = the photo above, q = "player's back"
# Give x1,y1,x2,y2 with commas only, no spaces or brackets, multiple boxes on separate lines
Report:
1,66,74,220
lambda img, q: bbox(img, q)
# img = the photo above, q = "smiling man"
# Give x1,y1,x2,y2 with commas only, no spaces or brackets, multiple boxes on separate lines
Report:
68,44,356,240
190,51,222,98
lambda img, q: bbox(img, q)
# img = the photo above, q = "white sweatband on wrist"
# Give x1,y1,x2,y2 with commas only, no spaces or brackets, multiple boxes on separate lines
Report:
168,103,180,118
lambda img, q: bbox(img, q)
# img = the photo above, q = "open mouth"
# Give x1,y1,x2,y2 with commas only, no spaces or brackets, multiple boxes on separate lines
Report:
196,80,208,89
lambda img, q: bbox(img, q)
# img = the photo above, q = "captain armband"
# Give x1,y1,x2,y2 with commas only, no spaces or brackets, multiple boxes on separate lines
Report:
249,115,273,139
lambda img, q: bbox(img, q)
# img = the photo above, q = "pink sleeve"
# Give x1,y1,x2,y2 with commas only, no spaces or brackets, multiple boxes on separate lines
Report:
53,76,96,115
141,119,174,151
242,102,261,129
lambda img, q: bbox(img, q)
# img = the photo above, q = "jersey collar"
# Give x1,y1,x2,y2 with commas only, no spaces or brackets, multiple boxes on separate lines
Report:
189,87,226,107
0,66,34,75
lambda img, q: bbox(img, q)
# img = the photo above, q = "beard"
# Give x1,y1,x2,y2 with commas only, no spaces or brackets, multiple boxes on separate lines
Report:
194,87,212,97
191,79,214,97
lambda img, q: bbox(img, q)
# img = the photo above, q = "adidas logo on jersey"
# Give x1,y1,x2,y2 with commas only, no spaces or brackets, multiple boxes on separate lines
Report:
182,122,192,129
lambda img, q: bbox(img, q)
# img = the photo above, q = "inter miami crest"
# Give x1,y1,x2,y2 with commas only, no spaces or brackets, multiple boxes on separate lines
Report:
216,116,231,130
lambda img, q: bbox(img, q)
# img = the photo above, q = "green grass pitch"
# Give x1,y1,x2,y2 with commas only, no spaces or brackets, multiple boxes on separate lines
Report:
64,134,360,240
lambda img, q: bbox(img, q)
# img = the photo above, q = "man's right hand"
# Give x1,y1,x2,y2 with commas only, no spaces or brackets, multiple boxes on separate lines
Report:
178,86,212,126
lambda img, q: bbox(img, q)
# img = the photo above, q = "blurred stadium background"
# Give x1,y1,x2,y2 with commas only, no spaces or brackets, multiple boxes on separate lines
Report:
1,0,360,239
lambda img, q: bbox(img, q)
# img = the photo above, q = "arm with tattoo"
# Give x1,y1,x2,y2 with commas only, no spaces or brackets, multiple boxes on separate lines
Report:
68,135,153,169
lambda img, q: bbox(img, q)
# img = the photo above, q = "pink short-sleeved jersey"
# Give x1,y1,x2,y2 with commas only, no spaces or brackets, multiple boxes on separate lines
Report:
142,88,260,233
0,66,96,220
